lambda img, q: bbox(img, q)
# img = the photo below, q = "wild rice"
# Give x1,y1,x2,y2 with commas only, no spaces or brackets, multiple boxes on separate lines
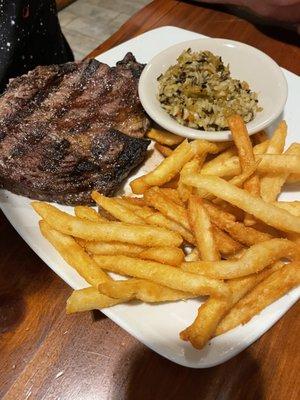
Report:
157,49,262,131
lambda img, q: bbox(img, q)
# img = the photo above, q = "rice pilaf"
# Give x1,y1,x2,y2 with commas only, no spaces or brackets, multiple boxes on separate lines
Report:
157,49,262,131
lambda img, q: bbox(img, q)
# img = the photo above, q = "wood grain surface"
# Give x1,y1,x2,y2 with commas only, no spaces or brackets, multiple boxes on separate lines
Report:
1,1,300,399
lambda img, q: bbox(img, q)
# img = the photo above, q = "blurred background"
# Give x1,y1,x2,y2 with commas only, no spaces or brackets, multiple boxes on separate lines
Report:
56,0,151,60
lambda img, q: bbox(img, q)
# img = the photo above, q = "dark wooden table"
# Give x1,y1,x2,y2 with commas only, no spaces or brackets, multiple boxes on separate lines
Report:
1,1,299,399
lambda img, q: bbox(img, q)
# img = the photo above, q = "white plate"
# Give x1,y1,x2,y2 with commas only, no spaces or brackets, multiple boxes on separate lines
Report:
0,26,299,368
138,38,288,141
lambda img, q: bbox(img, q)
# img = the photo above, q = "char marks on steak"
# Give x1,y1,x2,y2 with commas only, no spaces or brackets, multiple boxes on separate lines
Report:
0,53,150,205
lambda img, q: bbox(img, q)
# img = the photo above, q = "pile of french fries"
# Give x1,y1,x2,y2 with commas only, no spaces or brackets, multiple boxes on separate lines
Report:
32,115,300,350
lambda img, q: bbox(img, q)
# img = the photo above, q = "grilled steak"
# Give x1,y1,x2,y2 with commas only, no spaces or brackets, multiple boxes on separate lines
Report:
0,53,150,205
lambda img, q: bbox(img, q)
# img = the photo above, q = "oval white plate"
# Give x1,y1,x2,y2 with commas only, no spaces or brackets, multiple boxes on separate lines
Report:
139,38,288,141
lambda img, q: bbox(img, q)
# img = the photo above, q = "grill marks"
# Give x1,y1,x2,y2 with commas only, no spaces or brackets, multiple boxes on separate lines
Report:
0,53,150,205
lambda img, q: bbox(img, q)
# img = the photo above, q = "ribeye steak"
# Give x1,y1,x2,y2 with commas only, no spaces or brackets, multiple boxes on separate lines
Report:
0,53,150,205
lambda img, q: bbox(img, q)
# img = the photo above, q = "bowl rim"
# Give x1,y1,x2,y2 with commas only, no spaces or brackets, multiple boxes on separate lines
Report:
138,37,288,142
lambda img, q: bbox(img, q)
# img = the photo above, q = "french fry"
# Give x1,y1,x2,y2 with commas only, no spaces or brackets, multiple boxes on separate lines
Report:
273,201,300,217
178,155,205,202
139,246,184,266
202,200,236,222
201,140,269,176
261,143,300,202
82,241,144,256
159,188,184,206
92,191,145,225
144,186,190,231
130,139,218,194
39,220,111,286
154,142,173,157
181,238,295,279
146,212,195,245
147,127,184,146
228,115,260,190
181,261,284,349
66,287,123,313
215,261,300,335
212,226,244,257
93,255,230,298
181,175,300,233
204,201,274,246
120,196,146,207
98,279,196,302
188,196,220,261
32,202,182,247
74,206,106,222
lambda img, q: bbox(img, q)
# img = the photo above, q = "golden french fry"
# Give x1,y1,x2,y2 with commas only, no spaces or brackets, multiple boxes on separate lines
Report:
93,255,230,298
159,188,184,206
146,212,195,245
139,246,184,266
181,261,284,349
39,220,111,287
178,155,206,202
188,196,220,261
215,261,300,335
32,202,182,247
66,287,123,313
147,127,184,146
130,139,218,194
273,201,300,217
212,226,244,257
120,196,146,207
92,191,145,225
83,241,144,256
181,238,295,279
201,140,269,176
74,206,106,222
98,279,195,302
182,175,300,233
202,200,236,222
228,115,260,225
204,201,273,246
154,142,173,157
144,186,190,231
261,143,300,202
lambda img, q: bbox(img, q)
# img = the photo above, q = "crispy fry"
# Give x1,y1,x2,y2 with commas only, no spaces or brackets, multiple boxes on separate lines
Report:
147,127,184,146
181,261,284,349
32,202,182,247
83,241,144,256
204,201,273,246
39,220,111,286
74,206,106,222
92,191,145,224
178,155,206,202
159,188,184,206
139,246,184,266
201,140,269,176
202,200,236,222
66,287,123,313
188,196,220,261
146,212,195,245
261,143,300,202
251,130,269,145
130,139,218,194
212,226,244,257
154,142,173,157
120,196,146,207
98,279,195,302
93,255,230,298
215,261,300,335
181,238,295,279
182,175,300,233
273,201,300,217
144,186,190,231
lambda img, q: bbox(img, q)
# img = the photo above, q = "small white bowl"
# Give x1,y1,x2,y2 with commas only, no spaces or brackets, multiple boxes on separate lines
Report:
138,38,288,141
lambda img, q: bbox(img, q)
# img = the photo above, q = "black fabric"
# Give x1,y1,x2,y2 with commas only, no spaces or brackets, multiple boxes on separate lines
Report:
0,0,74,92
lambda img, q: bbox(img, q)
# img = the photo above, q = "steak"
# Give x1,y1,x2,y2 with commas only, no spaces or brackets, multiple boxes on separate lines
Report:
0,53,150,205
